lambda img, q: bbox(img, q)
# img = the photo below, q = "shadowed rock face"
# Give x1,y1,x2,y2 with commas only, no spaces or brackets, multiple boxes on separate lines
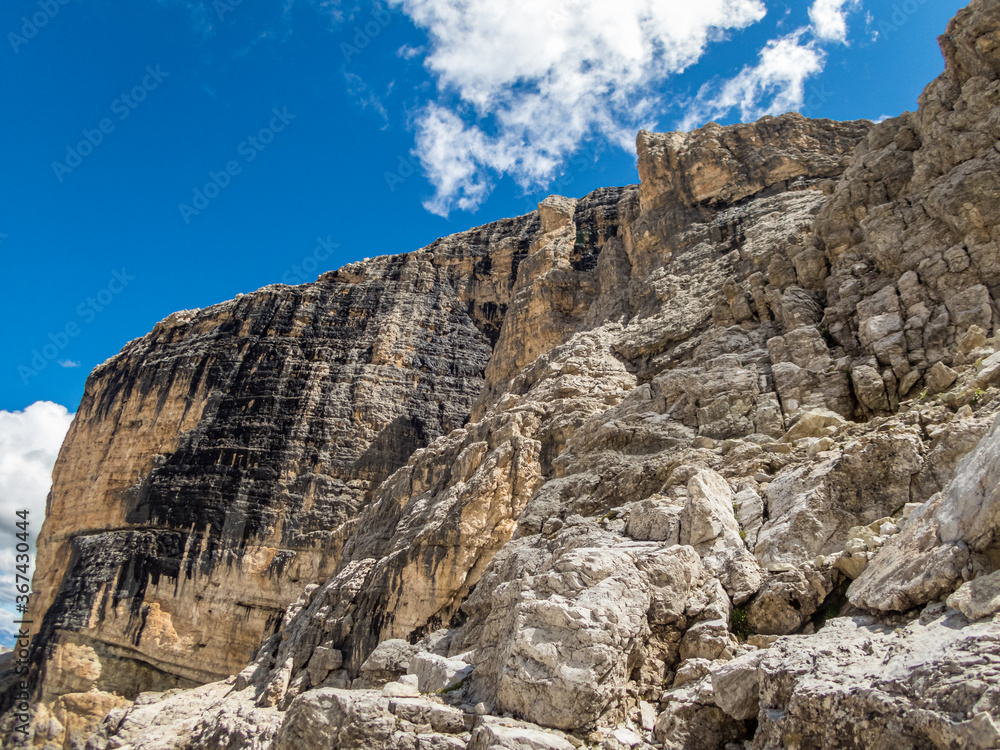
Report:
24,190,633,722
15,2,1000,748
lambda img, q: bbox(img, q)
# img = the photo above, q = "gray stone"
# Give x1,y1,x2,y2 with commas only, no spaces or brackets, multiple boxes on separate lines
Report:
926,361,959,395
409,653,474,694
711,649,765,720
947,570,1000,620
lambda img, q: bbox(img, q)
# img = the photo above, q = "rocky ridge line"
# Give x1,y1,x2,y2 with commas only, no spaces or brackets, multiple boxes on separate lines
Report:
9,1,1000,748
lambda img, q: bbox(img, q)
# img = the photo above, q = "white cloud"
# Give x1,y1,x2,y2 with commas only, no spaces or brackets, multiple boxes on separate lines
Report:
809,0,860,43
391,0,769,215
679,31,826,131
58,360,80,369
0,403,74,638
677,0,864,133
344,72,391,129
397,44,424,60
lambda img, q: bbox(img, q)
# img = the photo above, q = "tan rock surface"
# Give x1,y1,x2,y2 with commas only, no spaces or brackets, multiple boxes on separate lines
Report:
11,3,1000,749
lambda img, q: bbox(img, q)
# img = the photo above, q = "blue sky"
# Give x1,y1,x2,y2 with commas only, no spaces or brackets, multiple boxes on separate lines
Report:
0,0,971,642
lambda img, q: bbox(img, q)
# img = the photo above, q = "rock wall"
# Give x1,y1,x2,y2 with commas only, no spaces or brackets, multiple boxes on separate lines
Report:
18,191,636,742
10,1,1000,748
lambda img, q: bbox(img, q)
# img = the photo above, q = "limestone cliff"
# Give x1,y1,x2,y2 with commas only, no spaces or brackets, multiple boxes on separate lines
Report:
9,1,1000,749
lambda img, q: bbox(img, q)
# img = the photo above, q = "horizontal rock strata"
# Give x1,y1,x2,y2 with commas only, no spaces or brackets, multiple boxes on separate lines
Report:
8,1,1000,748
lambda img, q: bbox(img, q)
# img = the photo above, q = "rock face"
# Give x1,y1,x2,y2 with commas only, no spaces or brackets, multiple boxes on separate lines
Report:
9,2,1000,749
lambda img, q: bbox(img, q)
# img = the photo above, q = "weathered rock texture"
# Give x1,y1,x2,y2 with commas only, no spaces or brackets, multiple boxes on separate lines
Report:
8,2,1000,749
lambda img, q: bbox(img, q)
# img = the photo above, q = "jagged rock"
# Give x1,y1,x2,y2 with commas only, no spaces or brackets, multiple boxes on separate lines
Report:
733,488,764,549
754,609,1000,749
757,429,923,568
409,653,473,694
464,542,651,730
745,564,839,635
469,717,575,750
625,496,683,543
781,408,847,441
711,649,765,721
654,675,748,750
977,351,1000,387
926,361,959,395
16,3,1000,748
362,640,420,688
850,414,1000,613
389,698,471,734
679,620,736,662
947,570,1000,620
275,689,394,749
852,364,891,413
85,681,282,750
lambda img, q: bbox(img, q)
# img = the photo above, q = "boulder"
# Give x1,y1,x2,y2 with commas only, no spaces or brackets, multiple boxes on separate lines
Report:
409,653,474,694
850,415,1000,613
711,649,765,720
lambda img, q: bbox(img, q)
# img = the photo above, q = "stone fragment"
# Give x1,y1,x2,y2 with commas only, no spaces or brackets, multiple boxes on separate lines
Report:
711,649,765,720
625,497,682,543
850,415,1000,613
409,653,474,694
947,570,1000,620
468,544,651,731
926,361,959,395
681,470,738,546
835,552,869,580
639,700,657,731
276,689,394,750
746,565,838,635
362,640,420,687
782,408,846,442
679,620,736,662
976,351,1000,387
734,488,764,548
959,325,988,354
852,364,891,413
469,717,576,750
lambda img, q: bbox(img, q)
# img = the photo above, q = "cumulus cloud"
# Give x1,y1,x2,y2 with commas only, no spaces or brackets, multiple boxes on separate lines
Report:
677,0,863,133
0,402,74,642
391,0,769,215
809,0,860,43
678,31,825,131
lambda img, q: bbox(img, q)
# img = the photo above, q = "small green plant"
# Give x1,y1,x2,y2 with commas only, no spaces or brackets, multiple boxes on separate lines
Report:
731,607,754,641
811,582,849,631
918,389,929,402
971,388,986,407
739,529,747,542
436,677,468,695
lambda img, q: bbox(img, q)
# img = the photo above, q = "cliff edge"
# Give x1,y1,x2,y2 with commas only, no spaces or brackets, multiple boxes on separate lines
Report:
9,1,1000,748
